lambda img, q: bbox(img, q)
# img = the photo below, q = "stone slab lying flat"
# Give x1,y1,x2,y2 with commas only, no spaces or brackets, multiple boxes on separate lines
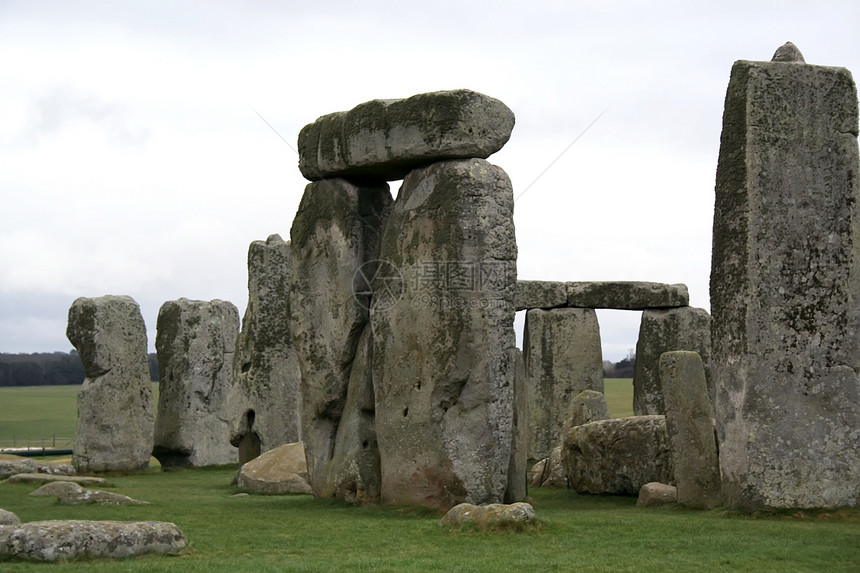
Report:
566,282,689,309
298,89,515,181
0,520,186,561
3,474,113,487
515,280,568,310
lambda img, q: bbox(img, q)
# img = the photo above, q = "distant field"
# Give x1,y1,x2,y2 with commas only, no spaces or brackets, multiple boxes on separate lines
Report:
604,377,634,418
0,383,160,451
0,385,79,450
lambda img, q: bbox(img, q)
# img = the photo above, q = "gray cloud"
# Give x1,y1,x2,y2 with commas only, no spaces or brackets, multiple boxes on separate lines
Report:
24,86,149,146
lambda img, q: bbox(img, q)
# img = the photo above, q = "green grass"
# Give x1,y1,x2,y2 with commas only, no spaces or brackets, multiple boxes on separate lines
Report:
604,378,633,418
0,384,159,450
0,466,857,571
0,385,80,449
1,383,858,570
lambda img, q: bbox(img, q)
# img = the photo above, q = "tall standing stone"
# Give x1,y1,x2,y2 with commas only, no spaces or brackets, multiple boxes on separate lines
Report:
153,298,239,468
66,295,154,473
523,308,603,460
290,178,392,498
505,347,527,503
659,351,721,509
633,307,712,415
229,234,302,464
711,45,860,508
372,158,517,509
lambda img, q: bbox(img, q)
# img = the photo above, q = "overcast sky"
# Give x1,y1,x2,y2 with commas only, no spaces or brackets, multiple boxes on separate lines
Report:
1,1,858,361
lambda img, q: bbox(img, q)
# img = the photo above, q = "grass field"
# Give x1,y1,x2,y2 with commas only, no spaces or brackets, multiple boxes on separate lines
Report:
0,384,162,450
1,382,859,570
1,464,857,571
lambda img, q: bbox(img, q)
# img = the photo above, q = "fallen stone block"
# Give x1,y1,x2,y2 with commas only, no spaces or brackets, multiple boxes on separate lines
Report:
528,446,566,488
562,415,673,495
30,482,149,506
0,509,19,526
0,520,187,561
637,482,678,507
439,502,535,530
236,442,313,495
3,474,112,488
0,459,37,479
298,89,515,181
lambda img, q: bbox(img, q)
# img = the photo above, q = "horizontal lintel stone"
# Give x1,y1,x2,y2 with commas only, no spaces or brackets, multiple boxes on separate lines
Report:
566,282,689,310
515,280,568,310
298,89,515,181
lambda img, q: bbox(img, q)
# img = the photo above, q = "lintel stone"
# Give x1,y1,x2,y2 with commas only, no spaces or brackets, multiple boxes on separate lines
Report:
298,89,515,181
566,282,689,309
515,280,568,310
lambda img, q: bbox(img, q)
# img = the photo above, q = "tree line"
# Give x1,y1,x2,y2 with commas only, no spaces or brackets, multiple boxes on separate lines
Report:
0,351,159,386
603,350,636,378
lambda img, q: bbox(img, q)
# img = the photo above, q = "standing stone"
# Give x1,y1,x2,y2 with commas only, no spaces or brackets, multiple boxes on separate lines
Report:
659,351,721,509
524,308,603,460
505,348,527,503
318,325,380,503
67,296,153,473
372,158,517,509
153,298,239,468
229,234,302,464
289,178,392,498
633,307,712,415
711,47,860,508
562,389,610,438
298,90,515,181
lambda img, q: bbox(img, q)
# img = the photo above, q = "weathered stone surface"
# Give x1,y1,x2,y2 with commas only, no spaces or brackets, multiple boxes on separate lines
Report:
154,298,239,468
316,326,380,503
772,41,805,63
505,348,527,503
524,308,603,460
0,509,19,526
0,458,75,478
439,502,535,529
372,158,517,509
566,389,610,429
298,89,515,181
229,234,302,465
5,474,111,487
66,295,153,474
566,282,689,309
515,280,567,311
289,178,391,498
637,482,678,507
633,307,712,415
0,459,37,478
711,51,860,508
34,462,76,476
659,351,721,509
529,445,566,488
0,520,186,561
236,442,313,495
30,482,149,506
562,416,673,495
